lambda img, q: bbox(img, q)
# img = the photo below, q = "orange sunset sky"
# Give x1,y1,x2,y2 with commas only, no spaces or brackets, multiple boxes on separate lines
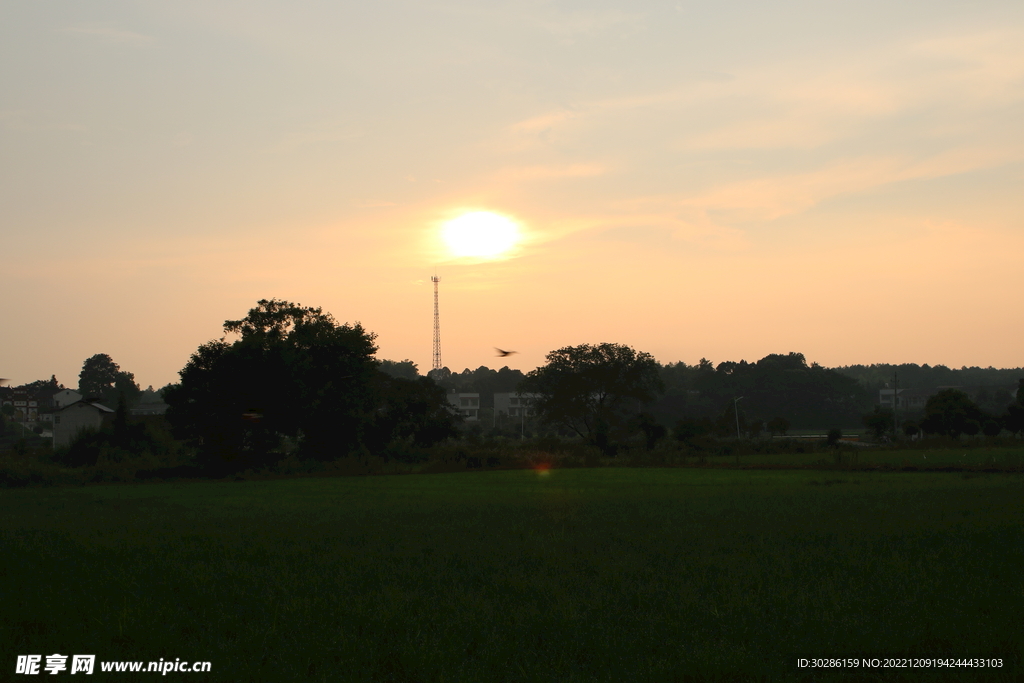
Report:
2,1,1022,388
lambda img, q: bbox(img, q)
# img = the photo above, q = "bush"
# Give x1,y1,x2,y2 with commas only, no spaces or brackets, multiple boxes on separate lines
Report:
863,407,894,439
767,416,790,436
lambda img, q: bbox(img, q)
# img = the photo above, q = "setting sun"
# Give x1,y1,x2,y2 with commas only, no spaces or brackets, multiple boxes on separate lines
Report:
441,211,520,258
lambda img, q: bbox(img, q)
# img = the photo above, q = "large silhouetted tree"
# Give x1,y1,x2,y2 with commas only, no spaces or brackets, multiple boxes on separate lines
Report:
919,389,984,438
366,375,461,452
166,300,380,465
78,354,140,407
520,343,663,455
165,299,458,468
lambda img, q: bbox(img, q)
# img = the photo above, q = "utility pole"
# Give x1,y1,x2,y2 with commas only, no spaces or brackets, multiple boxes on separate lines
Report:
893,370,899,439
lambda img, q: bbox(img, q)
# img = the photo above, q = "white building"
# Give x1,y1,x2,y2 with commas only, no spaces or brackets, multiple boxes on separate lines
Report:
52,389,83,409
53,401,113,448
493,392,540,418
447,393,480,421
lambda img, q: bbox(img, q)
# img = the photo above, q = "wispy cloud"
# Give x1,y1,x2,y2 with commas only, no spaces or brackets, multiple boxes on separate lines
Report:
0,109,85,132
495,163,606,182
527,7,642,39
354,201,398,209
262,124,361,154
486,24,1024,256
509,110,580,133
59,22,155,46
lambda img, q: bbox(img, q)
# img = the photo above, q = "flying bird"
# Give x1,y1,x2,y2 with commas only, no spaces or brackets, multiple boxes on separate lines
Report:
495,348,518,357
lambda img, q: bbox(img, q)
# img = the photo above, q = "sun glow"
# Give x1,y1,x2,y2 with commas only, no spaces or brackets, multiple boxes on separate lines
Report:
442,211,520,258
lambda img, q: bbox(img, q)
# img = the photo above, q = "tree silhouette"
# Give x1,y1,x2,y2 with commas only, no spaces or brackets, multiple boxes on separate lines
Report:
166,299,381,466
78,354,139,407
165,299,457,468
521,343,662,455
920,389,984,438
862,407,894,439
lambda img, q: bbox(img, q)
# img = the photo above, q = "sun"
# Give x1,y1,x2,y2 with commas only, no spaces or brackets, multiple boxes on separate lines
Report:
442,211,520,258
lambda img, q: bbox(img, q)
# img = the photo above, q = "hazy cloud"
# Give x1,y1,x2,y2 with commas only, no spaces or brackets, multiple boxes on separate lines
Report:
495,164,606,182
59,22,155,45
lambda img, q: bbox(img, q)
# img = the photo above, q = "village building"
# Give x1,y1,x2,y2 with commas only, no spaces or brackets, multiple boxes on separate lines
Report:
53,401,114,449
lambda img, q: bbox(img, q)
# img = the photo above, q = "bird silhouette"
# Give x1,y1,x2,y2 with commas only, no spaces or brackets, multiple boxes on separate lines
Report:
495,348,517,357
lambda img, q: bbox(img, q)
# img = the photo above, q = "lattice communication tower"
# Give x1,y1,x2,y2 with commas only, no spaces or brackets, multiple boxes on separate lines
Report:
431,275,442,371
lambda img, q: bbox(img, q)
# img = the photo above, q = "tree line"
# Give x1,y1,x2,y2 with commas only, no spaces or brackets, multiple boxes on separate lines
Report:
8,298,1022,467
836,363,1023,391
863,384,1024,441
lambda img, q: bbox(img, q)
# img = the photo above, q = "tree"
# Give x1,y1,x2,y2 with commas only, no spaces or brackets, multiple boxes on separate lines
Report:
520,343,663,455
863,407,894,439
78,354,140,407
19,376,64,392
379,359,420,380
766,416,790,436
1004,404,1024,437
78,354,119,398
112,392,130,447
999,379,1024,437
673,416,713,443
634,412,667,450
164,299,458,468
367,375,460,452
919,389,984,439
982,419,1002,437
166,299,382,465
717,399,746,438
651,352,870,430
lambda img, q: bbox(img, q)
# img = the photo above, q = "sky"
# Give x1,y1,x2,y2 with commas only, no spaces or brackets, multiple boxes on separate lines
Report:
2,0,1022,389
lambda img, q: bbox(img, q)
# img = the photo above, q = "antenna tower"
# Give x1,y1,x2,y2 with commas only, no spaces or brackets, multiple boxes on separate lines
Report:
431,275,442,371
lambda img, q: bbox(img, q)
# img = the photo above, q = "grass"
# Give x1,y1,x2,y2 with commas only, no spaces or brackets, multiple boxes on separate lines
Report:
731,445,1024,470
2,469,1023,682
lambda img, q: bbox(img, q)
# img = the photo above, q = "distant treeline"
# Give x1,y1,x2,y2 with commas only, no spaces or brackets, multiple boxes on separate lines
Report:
832,363,1023,391
396,353,868,429
397,353,1021,431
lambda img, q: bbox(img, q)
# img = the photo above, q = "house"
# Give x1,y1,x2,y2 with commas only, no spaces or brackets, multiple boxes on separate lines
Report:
53,401,114,449
880,385,1019,413
1,385,66,422
878,387,933,411
493,392,540,418
52,389,83,409
447,393,480,421
1,389,40,421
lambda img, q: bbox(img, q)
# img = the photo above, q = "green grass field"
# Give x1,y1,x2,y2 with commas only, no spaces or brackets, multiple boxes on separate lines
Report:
2,468,1022,682
731,445,1024,470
